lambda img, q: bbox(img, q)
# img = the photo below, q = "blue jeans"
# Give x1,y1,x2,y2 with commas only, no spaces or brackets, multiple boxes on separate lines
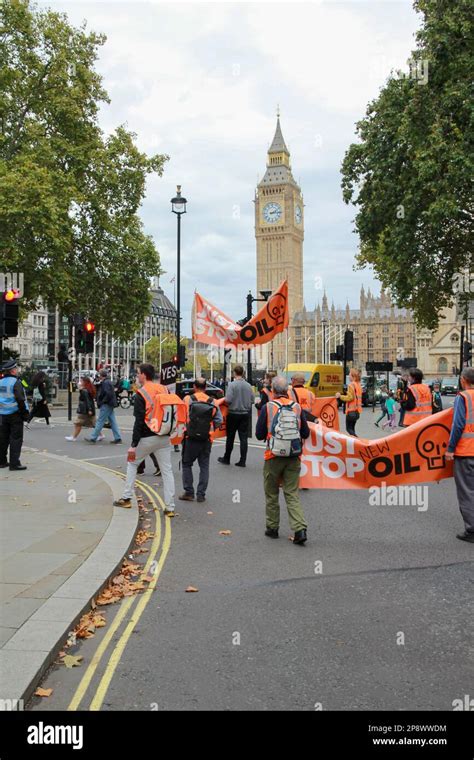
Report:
89,404,121,441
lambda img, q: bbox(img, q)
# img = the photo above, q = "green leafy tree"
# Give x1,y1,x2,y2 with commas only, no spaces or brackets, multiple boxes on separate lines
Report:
144,333,179,368
341,0,473,329
0,0,168,337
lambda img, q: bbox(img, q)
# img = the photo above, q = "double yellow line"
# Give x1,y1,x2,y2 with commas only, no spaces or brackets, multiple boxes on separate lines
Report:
68,467,171,711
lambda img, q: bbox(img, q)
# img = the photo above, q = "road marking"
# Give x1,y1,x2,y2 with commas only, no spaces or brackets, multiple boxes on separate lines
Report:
88,480,171,711
67,468,165,711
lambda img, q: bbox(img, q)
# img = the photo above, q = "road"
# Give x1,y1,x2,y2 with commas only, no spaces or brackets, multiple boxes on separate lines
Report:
24,403,473,712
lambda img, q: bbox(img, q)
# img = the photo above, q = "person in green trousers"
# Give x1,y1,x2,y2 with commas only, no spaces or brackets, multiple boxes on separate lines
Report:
255,375,310,545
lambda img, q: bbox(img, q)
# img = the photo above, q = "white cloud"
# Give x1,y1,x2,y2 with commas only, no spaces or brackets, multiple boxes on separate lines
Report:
41,1,420,330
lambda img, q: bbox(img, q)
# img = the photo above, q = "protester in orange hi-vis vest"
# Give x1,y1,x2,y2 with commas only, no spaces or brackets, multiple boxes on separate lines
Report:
255,371,276,415
255,375,310,545
445,367,474,543
402,368,432,427
179,378,223,503
289,372,318,421
336,367,362,437
113,363,182,515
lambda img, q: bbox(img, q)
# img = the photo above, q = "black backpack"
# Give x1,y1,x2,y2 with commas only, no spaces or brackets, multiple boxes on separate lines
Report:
186,394,216,440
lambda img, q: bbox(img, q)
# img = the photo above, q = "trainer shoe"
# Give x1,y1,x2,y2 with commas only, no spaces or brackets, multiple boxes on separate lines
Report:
65,436,77,441
456,531,474,543
178,493,194,501
110,439,123,444
113,498,132,508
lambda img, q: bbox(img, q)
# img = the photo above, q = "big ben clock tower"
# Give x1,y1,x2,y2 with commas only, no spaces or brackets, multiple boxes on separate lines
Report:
255,112,304,369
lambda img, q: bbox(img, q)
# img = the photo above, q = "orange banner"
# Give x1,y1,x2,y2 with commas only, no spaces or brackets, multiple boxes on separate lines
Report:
193,280,289,348
313,397,339,431
300,409,454,489
211,397,228,440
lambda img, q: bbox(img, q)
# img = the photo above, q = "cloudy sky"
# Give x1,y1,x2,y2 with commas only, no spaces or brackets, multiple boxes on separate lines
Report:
43,0,421,333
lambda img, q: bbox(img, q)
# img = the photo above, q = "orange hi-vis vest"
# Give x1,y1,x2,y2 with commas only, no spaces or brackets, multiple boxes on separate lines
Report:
262,387,275,402
264,396,302,460
403,383,432,426
454,388,474,456
346,382,362,414
136,381,186,443
289,385,316,415
137,381,169,424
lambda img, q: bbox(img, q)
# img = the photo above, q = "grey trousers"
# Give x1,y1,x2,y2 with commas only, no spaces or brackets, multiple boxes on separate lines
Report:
182,438,211,497
454,456,474,533
122,436,175,508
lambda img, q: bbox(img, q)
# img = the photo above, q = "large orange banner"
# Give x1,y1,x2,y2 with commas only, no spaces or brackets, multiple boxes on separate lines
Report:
193,280,289,348
313,397,339,431
300,409,454,488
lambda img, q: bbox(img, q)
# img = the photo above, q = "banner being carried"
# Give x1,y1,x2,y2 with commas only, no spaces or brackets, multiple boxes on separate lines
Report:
300,409,454,489
193,280,289,348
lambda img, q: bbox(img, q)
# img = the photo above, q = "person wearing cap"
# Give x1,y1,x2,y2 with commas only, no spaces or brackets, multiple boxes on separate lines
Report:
0,359,29,471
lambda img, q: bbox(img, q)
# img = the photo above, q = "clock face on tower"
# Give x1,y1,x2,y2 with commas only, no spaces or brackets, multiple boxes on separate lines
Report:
263,202,282,224
295,204,302,224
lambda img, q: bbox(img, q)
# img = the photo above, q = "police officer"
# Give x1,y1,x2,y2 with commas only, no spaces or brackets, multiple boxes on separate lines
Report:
0,359,29,471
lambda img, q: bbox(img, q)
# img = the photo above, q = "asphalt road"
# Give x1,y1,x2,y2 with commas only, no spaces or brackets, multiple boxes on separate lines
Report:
24,403,473,712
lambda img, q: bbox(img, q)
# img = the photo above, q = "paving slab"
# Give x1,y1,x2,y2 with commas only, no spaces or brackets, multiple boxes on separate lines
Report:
0,448,138,703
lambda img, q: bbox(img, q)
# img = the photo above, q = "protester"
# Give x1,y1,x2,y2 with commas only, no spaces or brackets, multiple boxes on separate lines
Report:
401,368,432,426
27,371,51,427
445,367,474,543
374,385,388,427
256,375,310,544
113,363,179,513
65,377,98,441
218,364,254,467
336,368,362,437
0,359,29,471
288,372,317,421
396,373,409,426
255,371,276,412
179,378,223,502
432,382,443,414
86,369,122,444
382,391,397,430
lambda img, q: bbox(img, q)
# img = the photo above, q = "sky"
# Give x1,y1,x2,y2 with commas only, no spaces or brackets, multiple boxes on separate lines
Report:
42,0,422,334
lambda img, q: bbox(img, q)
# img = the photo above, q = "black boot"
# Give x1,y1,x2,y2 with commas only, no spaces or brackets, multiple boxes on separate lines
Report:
293,529,307,545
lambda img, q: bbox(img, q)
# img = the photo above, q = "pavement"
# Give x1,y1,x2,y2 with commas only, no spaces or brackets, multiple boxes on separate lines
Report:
9,400,470,713
0,444,138,704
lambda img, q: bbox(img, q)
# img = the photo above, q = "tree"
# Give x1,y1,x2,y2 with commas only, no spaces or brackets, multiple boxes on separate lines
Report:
341,0,473,329
0,0,168,338
144,334,179,368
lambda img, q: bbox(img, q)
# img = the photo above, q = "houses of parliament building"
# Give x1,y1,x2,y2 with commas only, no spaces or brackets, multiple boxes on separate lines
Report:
255,115,462,378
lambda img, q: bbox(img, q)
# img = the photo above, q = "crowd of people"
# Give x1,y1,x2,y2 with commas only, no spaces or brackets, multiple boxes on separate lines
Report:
1,357,473,545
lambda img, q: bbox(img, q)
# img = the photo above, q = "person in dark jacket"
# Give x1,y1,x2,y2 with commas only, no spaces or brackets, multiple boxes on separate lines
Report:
86,370,122,443
27,371,51,427
65,377,97,441
0,359,29,470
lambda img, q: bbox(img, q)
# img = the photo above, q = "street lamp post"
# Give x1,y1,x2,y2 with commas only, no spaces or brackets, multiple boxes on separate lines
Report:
322,318,328,364
242,289,272,385
171,185,187,370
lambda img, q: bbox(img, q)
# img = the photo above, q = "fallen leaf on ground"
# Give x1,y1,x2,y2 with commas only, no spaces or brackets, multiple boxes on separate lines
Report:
135,530,155,545
35,687,53,698
207,511,213,515
63,655,83,668
219,530,232,536
141,575,154,583
185,586,199,593
59,651,66,657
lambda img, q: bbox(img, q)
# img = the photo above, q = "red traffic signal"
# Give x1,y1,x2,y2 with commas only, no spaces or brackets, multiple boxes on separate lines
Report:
4,288,20,302
84,320,95,333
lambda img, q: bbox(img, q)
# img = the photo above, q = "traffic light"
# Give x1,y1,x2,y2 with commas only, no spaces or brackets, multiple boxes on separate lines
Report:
463,341,472,365
75,323,85,353
84,320,95,353
178,345,186,368
344,330,353,362
0,288,20,338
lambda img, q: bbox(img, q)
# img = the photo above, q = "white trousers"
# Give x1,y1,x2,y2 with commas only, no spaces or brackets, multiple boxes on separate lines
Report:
122,436,175,508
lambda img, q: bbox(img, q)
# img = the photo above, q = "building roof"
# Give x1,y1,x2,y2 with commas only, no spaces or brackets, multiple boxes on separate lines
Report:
150,286,176,319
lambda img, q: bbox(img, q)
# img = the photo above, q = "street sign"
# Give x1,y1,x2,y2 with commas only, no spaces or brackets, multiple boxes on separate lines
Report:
396,357,417,369
160,361,178,386
366,361,393,372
